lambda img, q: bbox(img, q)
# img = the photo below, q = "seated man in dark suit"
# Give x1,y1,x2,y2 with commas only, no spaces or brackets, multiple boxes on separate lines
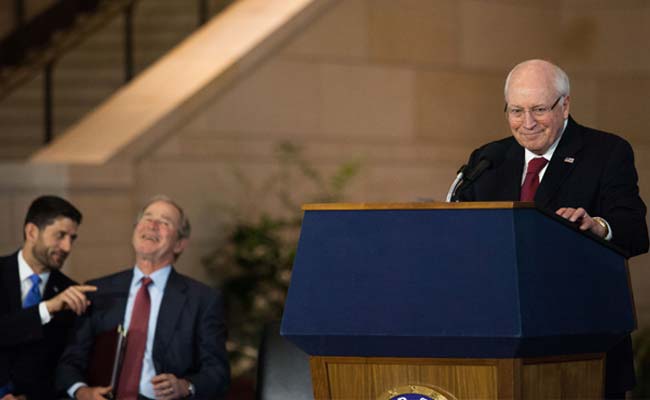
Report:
0,195,96,400
455,59,649,398
56,195,230,400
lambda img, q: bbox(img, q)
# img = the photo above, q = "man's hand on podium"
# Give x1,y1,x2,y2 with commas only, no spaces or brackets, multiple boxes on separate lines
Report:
556,207,609,238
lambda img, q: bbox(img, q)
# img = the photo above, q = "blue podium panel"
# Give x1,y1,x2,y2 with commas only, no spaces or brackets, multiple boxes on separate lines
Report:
513,210,633,336
281,203,634,358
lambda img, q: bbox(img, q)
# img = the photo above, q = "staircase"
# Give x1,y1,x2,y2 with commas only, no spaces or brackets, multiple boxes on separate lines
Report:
0,0,232,160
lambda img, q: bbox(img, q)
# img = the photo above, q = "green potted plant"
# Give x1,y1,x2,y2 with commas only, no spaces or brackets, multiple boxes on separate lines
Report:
202,142,361,387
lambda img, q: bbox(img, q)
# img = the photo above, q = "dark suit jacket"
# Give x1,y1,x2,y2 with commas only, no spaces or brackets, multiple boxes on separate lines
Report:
457,116,649,392
56,267,230,399
0,251,77,400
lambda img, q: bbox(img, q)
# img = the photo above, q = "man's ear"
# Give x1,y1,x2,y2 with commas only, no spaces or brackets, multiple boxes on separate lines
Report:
173,238,189,257
562,95,571,119
24,222,40,243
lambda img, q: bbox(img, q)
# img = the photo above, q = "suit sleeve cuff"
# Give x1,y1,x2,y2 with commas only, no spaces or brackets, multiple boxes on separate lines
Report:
38,301,52,325
601,218,613,241
68,382,87,399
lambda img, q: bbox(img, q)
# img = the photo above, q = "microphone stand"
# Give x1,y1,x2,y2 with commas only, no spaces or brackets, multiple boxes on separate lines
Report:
446,165,466,202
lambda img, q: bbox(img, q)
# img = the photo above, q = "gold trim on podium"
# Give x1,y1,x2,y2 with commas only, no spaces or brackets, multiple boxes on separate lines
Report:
302,201,535,211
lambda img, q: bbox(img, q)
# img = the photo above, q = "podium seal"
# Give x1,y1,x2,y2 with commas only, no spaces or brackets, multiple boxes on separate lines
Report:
378,384,455,400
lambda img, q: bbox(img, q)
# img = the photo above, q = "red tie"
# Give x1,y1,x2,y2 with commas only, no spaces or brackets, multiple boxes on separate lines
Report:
117,277,152,399
520,157,548,201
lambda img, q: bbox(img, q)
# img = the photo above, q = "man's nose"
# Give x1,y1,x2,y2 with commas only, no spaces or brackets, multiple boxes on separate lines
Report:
60,236,73,252
146,219,160,229
522,110,537,128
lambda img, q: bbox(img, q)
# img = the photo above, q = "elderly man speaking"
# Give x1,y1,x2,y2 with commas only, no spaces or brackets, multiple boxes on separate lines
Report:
454,59,648,398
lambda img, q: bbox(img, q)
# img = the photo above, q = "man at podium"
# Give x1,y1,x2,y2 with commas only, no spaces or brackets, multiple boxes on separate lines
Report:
455,59,649,398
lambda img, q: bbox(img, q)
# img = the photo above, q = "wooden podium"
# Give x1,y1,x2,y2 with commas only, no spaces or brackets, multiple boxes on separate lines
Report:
281,202,635,399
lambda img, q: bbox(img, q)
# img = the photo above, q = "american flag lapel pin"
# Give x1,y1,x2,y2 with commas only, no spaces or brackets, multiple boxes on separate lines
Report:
564,157,574,164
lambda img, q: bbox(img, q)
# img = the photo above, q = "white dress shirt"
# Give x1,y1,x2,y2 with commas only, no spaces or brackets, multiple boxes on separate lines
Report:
123,265,172,398
68,265,172,399
17,250,52,324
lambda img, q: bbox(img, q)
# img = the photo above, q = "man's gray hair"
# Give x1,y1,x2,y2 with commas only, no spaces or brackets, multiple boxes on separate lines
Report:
504,59,571,100
136,194,191,240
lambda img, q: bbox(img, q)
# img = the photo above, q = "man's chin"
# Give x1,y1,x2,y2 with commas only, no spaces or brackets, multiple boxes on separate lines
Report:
522,141,547,155
47,257,66,269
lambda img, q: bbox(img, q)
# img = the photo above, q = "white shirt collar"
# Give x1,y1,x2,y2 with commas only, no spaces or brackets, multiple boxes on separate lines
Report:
17,249,50,291
131,264,172,290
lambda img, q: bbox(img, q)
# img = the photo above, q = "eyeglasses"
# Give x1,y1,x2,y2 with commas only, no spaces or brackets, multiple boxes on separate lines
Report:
504,96,563,120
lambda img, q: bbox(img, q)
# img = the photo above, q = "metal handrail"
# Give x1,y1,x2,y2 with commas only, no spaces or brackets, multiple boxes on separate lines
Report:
0,0,233,144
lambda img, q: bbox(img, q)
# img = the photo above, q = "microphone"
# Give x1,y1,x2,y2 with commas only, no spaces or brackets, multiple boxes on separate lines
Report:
448,142,507,202
445,164,467,202
464,142,507,181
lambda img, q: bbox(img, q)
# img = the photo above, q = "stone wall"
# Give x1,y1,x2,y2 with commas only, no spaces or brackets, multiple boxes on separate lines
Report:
2,0,650,326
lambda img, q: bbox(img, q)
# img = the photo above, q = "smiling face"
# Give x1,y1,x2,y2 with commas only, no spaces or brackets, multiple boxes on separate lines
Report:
132,200,187,268
24,217,79,273
505,61,570,155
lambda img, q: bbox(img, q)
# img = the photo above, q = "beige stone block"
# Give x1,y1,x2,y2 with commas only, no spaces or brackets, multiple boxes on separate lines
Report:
189,59,321,136
0,74,43,160
63,243,133,283
153,130,470,170
416,70,508,146
459,1,562,71
565,77,598,127
360,164,457,203
151,134,280,160
65,191,135,245
560,0,648,8
0,195,16,249
368,0,459,66
0,2,13,39
0,243,17,256
282,0,368,60
0,163,68,190
320,63,415,139
595,78,650,146
151,135,182,158
24,0,55,20
67,164,134,189
11,193,38,217
558,6,650,73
